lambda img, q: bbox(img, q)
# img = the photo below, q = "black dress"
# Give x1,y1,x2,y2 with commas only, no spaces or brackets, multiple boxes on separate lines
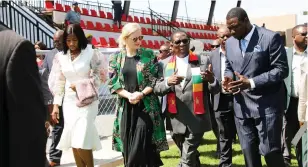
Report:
120,56,163,167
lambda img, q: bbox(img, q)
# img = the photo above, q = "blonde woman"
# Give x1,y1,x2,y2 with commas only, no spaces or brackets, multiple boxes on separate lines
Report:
108,23,168,166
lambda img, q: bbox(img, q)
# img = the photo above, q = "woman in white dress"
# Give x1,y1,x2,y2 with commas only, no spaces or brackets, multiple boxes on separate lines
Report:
50,23,102,167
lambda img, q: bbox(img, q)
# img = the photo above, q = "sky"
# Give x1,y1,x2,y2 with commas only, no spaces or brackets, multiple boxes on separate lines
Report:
87,0,308,24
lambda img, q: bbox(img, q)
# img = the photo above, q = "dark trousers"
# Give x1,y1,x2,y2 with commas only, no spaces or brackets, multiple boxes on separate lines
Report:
235,113,285,167
282,97,302,167
49,107,64,164
171,130,203,167
209,102,220,154
113,4,122,28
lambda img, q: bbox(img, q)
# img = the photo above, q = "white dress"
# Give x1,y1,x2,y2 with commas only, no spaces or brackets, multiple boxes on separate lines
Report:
51,46,102,151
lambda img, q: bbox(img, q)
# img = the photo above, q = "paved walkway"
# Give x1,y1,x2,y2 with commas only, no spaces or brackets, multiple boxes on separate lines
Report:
46,132,172,167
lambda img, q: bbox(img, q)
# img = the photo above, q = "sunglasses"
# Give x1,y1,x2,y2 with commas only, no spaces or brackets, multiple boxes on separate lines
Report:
130,36,144,42
219,35,231,39
211,45,220,48
299,33,307,37
159,49,169,53
173,38,190,45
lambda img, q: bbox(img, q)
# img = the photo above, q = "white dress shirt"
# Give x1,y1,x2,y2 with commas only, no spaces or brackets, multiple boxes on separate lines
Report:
241,25,256,89
165,55,189,88
291,48,308,97
219,47,226,80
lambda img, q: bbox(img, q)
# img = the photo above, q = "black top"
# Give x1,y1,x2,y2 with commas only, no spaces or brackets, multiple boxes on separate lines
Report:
122,56,138,93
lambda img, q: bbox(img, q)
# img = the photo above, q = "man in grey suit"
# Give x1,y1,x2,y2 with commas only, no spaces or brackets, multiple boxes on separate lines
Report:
154,31,220,167
43,30,64,167
210,26,236,167
0,25,47,167
282,24,307,167
223,8,288,167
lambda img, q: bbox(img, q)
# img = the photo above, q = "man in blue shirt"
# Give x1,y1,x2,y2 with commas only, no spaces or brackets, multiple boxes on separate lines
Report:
64,1,80,25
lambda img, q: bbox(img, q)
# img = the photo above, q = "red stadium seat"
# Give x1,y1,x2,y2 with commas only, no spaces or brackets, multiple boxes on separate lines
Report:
127,15,133,22
109,38,118,48
99,11,106,18
112,24,121,32
90,9,98,17
121,14,127,21
139,17,145,24
154,40,160,49
141,27,148,35
64,5,71,12
45,1,53,9
147,28,153,35
106,12,113,19
82,8,89,15
160,41,165,46
91,37,99,46
146,17,151,24
99,37,109,47
133,16,140,23
147,40,154,49
80,20,86,29
141,40,148,48
104,23,112,32
95,22,104,31
55,3,63,11
86,21,95,30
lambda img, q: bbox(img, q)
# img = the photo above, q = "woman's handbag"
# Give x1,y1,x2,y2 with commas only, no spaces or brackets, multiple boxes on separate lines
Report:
75,78,98,107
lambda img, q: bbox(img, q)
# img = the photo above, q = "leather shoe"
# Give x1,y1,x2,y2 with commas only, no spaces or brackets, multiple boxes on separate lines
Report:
49,161,60,167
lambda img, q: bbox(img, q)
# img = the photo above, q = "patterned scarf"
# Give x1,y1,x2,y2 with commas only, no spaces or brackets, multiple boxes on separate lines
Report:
165,53,205,115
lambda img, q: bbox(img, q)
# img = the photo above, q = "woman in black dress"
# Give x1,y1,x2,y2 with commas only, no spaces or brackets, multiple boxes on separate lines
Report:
108,23,168,167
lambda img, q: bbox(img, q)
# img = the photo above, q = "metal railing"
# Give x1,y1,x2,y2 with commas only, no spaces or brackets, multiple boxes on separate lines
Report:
0,0,55,48
55,0,210,25
149,8,195,40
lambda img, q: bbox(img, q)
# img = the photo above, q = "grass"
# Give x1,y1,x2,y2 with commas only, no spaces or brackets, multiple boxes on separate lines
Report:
119,131,299,166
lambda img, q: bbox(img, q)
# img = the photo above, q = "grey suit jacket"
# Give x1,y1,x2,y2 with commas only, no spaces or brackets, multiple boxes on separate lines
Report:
38,67,53,105
284,47,294,111
225,26,289,118
0,25,47,167
210,49,233,111
43,48,59,73
154,55,220,134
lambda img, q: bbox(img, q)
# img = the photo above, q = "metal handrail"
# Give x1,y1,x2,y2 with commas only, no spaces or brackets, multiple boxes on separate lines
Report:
0,1,55,48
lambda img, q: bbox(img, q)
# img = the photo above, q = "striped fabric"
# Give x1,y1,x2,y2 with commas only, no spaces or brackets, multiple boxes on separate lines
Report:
165,53,205,114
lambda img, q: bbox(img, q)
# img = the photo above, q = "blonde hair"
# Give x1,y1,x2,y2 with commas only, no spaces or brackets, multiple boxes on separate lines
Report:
118,23,141,48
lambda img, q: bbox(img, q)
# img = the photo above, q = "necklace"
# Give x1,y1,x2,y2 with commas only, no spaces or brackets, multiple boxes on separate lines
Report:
70,50,80,61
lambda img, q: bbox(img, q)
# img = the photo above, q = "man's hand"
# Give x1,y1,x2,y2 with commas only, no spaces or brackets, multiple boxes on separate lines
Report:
222,76,233,91
167,69,184,86
200,64,214,83
228,72,251,94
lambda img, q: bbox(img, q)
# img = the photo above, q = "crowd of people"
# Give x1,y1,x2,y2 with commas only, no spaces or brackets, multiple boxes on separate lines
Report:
0,4,307,167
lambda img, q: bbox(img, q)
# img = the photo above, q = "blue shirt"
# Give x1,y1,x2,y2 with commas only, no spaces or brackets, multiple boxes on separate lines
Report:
65,10,81,24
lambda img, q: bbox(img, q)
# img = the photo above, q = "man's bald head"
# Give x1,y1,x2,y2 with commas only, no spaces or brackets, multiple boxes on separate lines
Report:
217,26,230,35
53,30,64,51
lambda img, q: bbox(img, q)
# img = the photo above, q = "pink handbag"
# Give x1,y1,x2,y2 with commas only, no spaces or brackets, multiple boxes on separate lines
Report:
75,78,98,107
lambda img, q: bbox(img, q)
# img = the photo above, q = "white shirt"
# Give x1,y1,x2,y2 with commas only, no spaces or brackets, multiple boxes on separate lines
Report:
241,25,256,89
219,47,226,81
291,48,308,97
176,56,189,88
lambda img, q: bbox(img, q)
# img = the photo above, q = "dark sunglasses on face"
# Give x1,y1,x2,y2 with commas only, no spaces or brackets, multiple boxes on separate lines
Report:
219,35,231,39
211,45,220,48
299,32,307,37
159,49,169,53
173,38,189,45
130,36,144,42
